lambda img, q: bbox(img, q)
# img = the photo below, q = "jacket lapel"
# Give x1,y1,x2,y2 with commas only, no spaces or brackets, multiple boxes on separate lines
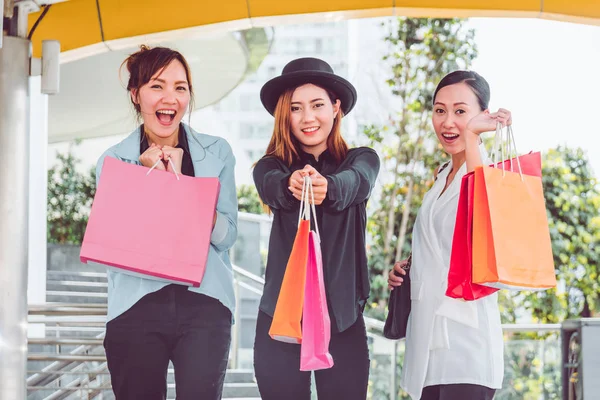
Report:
112,124,226,178
184,125,225,178
112,127,143,163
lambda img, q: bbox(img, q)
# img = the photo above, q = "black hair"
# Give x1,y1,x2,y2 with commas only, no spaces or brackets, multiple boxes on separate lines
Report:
433,70,490,111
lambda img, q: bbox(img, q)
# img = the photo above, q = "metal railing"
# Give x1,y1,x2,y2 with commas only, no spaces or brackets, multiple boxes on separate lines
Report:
31,267,563,400
30,213,563,399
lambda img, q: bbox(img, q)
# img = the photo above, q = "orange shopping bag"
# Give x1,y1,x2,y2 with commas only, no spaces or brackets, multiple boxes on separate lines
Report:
269,178,312,343
472,128,556,290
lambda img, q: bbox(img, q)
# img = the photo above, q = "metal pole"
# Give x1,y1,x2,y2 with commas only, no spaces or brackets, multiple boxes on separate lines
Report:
0,0,4,49
0,34,30,400
231,280,240,369
27,74,48,339
390,340,398,400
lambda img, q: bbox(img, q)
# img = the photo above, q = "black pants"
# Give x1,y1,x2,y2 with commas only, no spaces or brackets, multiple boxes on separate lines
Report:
421,384,496,400
254,311,370,400
104,285,232,400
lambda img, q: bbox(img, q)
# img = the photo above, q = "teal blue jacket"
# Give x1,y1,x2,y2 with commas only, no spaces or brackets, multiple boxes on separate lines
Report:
94,124,238,322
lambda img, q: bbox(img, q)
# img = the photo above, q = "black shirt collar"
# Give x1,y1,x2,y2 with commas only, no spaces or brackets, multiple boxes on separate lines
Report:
139,123,191,155
298,148,331,163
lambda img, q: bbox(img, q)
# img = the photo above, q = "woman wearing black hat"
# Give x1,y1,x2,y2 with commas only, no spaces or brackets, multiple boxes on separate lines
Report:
252,57,380,399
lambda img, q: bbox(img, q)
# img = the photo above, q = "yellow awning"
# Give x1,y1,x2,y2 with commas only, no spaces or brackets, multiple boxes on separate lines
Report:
29,0,600,59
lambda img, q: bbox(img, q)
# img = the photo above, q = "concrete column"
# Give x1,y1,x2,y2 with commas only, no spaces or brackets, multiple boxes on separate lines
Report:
0,34,31,400
27,75,48,339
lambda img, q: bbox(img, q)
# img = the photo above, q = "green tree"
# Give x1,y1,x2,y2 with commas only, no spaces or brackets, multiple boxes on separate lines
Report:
500,146,600,324
539,146,600,319
237,184,265,214
365,18,478,317
47,149,96,244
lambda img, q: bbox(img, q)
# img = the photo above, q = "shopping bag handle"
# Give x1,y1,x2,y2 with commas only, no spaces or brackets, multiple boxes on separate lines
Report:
146,158,181,181
491,123,524,181
491,122,507,167
506,125,523,181
297,176,321,240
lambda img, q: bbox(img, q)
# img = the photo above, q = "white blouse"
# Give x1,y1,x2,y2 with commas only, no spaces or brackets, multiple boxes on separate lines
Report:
400,145,504,399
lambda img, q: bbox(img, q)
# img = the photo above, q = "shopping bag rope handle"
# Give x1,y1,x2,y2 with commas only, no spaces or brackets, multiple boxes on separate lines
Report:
307,178,321,239
491,123,524,181
507,125,524,181
297,176,321,240
146,158,181,181
299,176,308,225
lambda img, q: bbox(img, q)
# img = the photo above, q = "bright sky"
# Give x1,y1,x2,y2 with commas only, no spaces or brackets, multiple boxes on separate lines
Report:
466,17,600,175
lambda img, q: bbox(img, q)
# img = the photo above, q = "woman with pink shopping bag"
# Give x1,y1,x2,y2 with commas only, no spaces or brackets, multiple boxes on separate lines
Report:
94,46,238,400
388,71,512,400
299,177,335,371
253,58,380,399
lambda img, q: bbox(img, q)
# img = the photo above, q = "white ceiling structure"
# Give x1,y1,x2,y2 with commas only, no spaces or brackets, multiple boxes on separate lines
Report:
48,33,252,143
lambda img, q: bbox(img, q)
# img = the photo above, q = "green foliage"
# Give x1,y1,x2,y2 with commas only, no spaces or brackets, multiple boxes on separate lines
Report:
499,147,600,323
497,336,562,400
365,18,478,317
542,146,600,319
47,149,96,244
237,184,266,214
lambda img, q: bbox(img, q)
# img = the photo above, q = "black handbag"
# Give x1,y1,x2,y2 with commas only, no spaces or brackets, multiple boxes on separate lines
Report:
383,254,412,340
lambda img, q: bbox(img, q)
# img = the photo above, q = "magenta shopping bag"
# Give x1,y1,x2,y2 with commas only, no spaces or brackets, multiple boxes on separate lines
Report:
300,231,334,371
80,156,220,287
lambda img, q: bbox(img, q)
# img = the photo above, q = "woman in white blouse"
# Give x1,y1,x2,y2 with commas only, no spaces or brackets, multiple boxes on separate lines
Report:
388,70,512,400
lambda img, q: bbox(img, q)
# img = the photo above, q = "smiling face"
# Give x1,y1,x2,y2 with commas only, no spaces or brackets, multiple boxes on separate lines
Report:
289,83,340,157
132,59,191,141
432,81,484,155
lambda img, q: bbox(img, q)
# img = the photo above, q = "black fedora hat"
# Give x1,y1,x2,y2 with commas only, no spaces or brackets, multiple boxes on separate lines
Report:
260,57,357,116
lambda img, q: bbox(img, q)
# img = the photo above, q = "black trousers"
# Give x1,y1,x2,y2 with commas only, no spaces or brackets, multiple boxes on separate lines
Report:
103,285,232,400
421,383,496,400
253,311,370,400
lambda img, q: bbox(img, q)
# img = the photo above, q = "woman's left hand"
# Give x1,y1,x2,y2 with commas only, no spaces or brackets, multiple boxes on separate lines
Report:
466,108,512,136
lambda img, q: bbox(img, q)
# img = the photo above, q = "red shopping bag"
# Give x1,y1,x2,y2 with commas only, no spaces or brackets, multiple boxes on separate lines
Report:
446,172,498,300
300,230,334,371
80,156,220,287
446,152,542,300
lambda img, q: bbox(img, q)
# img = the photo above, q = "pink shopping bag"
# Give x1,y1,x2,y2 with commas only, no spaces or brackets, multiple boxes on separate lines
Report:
80,156,220,287
299,189,334,370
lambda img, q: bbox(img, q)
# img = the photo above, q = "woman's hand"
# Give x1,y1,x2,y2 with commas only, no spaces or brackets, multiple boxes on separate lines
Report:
139,143,166,171
288,169,308,199
302,165,327,205
466,108,512,136
288,165,328,204
388,259,409,290
162,146,184,175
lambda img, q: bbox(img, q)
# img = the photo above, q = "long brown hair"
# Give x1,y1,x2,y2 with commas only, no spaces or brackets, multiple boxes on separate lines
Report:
263,85,349,166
